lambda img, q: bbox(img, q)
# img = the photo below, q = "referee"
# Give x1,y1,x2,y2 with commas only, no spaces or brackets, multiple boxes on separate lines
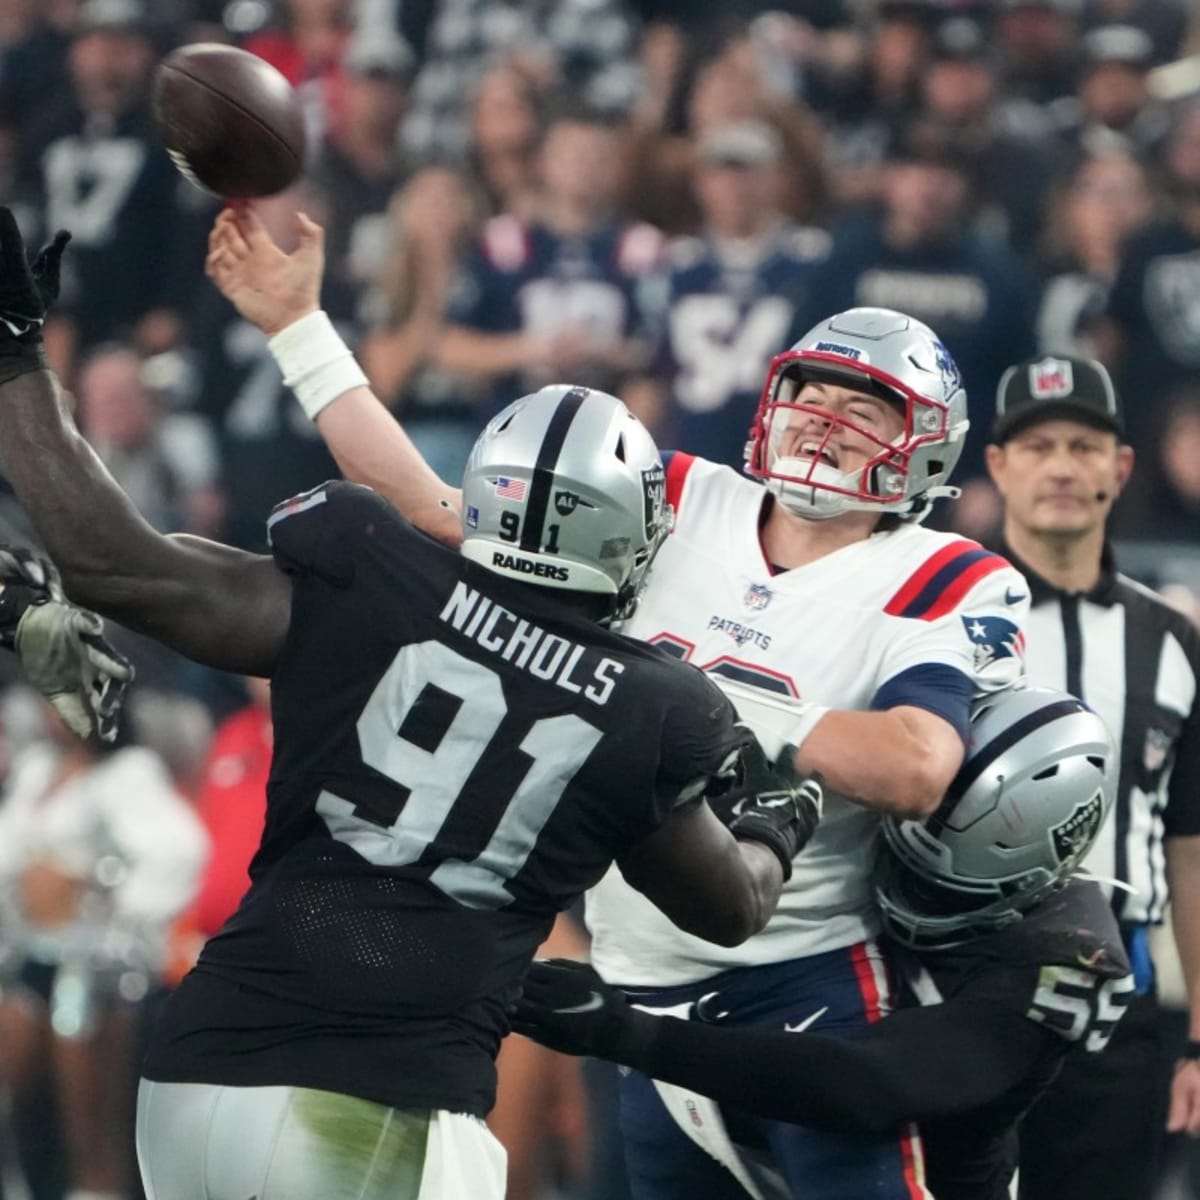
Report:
985,355,1200,1200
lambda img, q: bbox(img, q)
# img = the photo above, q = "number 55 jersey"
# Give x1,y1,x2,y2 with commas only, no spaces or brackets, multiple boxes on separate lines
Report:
142,481,748,1117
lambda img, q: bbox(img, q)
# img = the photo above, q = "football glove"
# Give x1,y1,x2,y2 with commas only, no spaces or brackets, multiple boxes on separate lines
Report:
707,731,823,881
0,206,70,380
0,545,133,742
510,958,643,1060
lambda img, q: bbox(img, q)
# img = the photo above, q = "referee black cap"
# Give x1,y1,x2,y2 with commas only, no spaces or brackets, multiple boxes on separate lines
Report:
993,355,1125,443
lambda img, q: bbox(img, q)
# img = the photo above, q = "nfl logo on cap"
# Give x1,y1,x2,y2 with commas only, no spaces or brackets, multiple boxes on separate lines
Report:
1029,358,1074,400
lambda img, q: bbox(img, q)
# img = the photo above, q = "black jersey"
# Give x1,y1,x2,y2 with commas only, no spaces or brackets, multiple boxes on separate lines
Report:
144,481,745,1115
912,881,1134,1200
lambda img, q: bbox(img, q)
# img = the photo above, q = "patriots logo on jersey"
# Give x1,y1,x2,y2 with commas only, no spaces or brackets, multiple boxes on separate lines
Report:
707,615,773,651
744,583,773,612
961,614,1021,670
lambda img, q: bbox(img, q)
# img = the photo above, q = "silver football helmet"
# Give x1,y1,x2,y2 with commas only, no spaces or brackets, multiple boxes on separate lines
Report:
744,308,969,522
877,686,1117,949
460,385,670,624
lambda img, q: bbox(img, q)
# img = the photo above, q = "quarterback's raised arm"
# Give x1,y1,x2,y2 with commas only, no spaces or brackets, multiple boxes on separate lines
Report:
0,210,289,677
207,206,463,546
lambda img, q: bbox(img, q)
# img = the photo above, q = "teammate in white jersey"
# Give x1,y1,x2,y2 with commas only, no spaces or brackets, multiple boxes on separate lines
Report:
205,206,1031,1200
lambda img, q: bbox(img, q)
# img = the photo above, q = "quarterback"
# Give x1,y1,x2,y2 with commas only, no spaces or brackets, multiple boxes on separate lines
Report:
206,204,1031,1199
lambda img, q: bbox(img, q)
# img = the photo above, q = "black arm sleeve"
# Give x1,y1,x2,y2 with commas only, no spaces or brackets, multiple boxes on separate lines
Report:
620,997,1059,1136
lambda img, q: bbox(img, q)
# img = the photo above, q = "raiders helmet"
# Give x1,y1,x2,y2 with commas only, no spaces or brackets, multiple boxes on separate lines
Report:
877,686,1117,949
460,385,670,624
745,307,968,521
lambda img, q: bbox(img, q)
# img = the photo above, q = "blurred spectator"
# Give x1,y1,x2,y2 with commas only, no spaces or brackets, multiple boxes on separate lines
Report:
1081,0,1189,64
467,63,545,220
1036,150,1155,356
165,676,270,986
243,0,354,151
625,23,829,235
629,119,829,466
437,103,663,418
403,0,640,164
360,165,486,483
995,0,1082,107
810,1,938,207
73,342,224,537
1099,97,1200,454
311,30,414,294
0,0,72,135
1114,385,1200,541
0,701,207,1200
21,0,196,373
1055,24,1170,159
799,118,1036,481
918,15,1060,250
190,182,345,550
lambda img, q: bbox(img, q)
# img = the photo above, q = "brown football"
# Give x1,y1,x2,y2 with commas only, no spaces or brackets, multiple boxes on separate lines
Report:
152,43,305,198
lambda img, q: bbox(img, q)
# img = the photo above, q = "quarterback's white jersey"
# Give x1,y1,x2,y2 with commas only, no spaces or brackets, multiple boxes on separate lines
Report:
587,454,1029,987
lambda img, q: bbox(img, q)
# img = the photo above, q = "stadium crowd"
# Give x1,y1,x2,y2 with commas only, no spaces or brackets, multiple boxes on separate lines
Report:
0,0,1198,1197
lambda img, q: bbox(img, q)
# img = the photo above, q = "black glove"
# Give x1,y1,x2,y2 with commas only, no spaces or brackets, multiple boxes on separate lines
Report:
0,206,70,379
707,732,823,881
510,959,649,1061
0,544,134,742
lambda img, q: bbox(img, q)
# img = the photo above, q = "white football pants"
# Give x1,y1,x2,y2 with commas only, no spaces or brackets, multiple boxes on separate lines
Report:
136,1079,507,1200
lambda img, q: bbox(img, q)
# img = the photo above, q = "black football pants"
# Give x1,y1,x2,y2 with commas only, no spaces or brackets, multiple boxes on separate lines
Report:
1017,989,1173,1200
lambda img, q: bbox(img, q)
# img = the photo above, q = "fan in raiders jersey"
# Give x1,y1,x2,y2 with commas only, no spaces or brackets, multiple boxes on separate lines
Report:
514,686,1135,1200
0,209,821,1200
204,200,1033,1197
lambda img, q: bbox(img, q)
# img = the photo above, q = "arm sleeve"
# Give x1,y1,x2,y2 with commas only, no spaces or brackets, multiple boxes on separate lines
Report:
620,994,1058,1136
652,667,745,818
870,663,974,742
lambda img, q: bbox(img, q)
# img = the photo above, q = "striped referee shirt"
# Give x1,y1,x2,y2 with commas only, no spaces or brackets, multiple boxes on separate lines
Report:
1004,542,1200,924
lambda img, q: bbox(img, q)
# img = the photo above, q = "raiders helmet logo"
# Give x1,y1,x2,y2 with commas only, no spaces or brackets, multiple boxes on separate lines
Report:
641,463,666,538
1050,791,1104,864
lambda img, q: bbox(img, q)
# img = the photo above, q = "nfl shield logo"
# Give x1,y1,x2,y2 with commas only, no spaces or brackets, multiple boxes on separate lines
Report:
744,583,772,611
1029,358,1074,400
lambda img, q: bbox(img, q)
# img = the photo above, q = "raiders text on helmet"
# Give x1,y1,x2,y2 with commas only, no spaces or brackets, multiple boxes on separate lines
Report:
460,385,671,624
745,307,968,521
877,686,1117,948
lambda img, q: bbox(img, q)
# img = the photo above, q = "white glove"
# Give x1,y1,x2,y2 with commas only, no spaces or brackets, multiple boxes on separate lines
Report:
0,545,133,742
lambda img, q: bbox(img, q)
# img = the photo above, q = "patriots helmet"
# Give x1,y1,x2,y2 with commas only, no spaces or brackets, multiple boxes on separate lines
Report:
460,385,671,625
877,686,1117,949
745,307,968,521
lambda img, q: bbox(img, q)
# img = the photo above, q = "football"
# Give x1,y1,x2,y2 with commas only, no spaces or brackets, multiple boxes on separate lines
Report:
152,43,305,198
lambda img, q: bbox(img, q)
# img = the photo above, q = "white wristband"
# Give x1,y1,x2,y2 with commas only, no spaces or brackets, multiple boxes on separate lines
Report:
268,310,368,421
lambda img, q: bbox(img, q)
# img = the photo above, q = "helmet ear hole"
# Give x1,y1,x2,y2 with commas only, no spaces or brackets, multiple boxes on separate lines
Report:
615,434,627,462
1031,765,1058,781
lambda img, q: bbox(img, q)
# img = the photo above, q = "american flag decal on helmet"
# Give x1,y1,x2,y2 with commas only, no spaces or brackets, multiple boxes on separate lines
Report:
494,477,527,501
